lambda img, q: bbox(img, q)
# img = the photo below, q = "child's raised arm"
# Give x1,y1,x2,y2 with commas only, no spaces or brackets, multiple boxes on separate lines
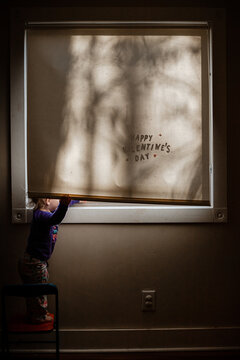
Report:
60,196,71,206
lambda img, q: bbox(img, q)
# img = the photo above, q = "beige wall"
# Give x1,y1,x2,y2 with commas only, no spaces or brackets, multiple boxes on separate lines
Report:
1,1,240,352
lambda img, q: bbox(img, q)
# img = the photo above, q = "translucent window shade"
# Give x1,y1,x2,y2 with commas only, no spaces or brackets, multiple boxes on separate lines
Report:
26,27,210,205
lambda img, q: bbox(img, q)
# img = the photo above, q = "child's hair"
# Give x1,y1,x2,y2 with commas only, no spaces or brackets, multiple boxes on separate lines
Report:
31,198,47,210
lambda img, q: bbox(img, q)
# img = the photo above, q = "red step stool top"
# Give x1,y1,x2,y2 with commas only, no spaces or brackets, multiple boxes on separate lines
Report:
8,313,54,332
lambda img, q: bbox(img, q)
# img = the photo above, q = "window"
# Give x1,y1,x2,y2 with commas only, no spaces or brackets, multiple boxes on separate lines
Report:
11,8,227,223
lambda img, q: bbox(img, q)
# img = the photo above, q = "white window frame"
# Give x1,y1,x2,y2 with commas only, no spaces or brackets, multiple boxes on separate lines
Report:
10,7,227,224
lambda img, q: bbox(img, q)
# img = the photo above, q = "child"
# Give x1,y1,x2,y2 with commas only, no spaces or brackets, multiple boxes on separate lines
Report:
18,196,71,323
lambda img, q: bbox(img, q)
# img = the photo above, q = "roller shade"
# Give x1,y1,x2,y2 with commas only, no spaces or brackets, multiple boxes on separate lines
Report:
27,26,210,205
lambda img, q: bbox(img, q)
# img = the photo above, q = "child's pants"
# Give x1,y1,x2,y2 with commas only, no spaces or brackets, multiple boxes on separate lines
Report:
18,252,49,321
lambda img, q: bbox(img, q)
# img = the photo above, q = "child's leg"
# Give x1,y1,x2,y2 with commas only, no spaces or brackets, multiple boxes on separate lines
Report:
18,253,50,321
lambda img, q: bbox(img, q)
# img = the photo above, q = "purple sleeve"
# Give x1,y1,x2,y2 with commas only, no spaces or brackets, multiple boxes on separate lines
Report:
35,202,69,225
70,200,80,206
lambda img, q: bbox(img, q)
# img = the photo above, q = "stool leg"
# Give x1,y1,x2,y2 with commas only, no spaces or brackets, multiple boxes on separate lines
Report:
56,331,60,360
1,295,9,356
55,294,60,360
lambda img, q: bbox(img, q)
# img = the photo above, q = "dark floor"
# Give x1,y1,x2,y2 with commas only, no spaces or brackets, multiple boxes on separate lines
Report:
2,350,240,360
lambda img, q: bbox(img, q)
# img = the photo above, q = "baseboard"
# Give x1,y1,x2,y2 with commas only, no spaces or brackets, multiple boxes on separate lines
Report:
60,327,240,351
5,326,240,352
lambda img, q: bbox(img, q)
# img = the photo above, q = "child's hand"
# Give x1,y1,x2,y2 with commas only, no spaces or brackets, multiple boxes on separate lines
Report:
60,196,71,206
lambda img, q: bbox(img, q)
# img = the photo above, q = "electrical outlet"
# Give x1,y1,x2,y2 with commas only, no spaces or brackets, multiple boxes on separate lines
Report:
141,290,156,311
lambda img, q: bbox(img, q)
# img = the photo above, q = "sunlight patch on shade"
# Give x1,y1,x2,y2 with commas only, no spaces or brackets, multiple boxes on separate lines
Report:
53,35,202,200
